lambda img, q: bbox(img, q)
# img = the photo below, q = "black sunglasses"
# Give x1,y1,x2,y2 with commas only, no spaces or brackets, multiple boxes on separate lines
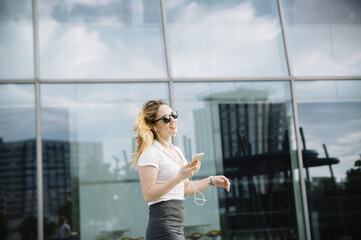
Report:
152,110,178,124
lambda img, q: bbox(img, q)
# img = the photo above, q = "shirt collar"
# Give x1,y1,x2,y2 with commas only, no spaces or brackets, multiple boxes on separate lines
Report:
153,139,185,162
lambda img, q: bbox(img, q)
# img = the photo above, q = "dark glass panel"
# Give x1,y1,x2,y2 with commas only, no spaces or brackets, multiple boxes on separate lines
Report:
0,84,37,240
296,80,361,240
174,81,305,239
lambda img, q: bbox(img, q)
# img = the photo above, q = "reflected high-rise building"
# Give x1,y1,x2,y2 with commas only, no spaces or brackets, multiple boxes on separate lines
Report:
0,137,103,239
0,138,37,237
192,87,299,239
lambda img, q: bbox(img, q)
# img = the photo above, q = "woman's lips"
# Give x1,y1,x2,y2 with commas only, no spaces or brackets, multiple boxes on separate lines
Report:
169,124,177,129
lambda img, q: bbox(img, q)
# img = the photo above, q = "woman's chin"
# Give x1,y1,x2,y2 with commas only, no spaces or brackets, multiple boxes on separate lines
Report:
169,129,177,135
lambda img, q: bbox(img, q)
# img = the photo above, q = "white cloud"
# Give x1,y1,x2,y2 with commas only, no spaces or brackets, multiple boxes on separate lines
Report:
168,1,284,77
64,0,119,7
39,22,108,77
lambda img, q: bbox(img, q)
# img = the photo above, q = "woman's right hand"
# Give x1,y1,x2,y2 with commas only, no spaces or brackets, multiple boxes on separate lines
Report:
177,162,200,180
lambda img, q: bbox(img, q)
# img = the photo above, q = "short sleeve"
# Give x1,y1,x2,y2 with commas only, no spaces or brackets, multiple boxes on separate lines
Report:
137,147,160,169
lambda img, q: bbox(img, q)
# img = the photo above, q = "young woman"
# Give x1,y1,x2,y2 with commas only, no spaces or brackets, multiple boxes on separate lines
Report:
131,100,230,240
58,216,72,240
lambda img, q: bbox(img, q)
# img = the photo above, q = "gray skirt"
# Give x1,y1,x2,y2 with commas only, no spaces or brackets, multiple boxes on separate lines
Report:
146,199,185,240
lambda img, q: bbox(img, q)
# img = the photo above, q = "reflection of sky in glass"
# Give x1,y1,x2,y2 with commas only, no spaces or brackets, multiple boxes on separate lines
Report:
40,83,169,238
166,0,288,78
0,84,36,141
38,0,167,79
296,80,361,181
0,0,34,79
41,83,169,170
283,0,361,76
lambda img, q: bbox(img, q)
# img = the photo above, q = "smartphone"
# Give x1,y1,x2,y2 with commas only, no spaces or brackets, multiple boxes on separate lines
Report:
190,152,204,167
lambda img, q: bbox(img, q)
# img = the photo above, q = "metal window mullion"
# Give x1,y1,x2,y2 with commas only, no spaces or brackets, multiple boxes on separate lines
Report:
33,0,43,240
277,0,311,239
35,82,43,240
160,0,174,108
290,79,312,240
2,76,361,84
277,0,293,77
173,77,292,82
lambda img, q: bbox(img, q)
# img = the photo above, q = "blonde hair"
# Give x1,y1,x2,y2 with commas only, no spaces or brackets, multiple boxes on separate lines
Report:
130,100,168,168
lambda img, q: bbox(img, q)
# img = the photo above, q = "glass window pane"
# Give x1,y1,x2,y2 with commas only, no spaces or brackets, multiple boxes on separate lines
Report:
0,0,34,79
174,81,305,239
40,83,169,239
38,0,167,79
282,0,361,76
166,0,289,78
0,84,37,239
296,80,361,239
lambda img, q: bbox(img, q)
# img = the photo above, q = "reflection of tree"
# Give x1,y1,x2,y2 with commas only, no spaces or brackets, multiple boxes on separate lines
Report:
44,217,57,239
79,150,142,237
82,156,118,181
345,158,361,195
81,156,119,224
18,216,37,240
0,213,9,239
18,216,58,240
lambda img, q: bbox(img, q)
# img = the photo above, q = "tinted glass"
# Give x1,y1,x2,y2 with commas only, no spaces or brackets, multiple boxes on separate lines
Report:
174,81,306,239
40,83,169,239
296,80,361,239
0,84,37,239
0,0,34,79
282,0,361,76
166,0,289,78
38,0,167,79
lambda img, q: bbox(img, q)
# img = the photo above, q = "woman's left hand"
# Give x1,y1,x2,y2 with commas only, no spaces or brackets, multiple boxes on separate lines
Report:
211,176,230,192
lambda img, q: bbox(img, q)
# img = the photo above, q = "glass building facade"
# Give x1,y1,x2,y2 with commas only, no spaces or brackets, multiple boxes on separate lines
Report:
0,0,360,240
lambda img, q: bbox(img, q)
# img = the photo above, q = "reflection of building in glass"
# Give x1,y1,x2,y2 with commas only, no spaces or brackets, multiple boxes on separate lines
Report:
217,102,298,239
43,140,71,223
0,138,37,236
191,87,299,239
192,87,361,239
0,137,103,238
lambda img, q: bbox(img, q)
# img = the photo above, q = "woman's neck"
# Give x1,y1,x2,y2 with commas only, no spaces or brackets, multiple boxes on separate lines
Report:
156,135,172,148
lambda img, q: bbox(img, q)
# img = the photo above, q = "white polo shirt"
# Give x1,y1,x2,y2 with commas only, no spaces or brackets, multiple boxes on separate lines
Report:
137,139,188,205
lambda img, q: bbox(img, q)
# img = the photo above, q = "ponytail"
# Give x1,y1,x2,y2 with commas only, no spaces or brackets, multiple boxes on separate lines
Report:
130,100,167,168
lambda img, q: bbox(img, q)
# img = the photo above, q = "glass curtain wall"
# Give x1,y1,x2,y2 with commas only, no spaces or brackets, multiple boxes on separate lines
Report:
1,0,361,240
0,0,34,79
282,0,361,76
0,84,37,239
37,0,167,79
166,0,289,78
295,80,361,239
40,83,169,240
174,81,305,239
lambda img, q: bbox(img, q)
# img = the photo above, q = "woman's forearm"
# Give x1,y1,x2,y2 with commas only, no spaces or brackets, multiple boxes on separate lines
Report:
184,177,211,196
142,175,183,202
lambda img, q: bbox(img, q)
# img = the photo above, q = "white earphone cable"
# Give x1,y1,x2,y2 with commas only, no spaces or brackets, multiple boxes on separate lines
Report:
154,128,207,206
175,135,207,206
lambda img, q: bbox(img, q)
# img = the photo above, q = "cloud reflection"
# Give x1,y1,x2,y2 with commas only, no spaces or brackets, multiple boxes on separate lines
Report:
38,0,167,79
166,0,287,77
